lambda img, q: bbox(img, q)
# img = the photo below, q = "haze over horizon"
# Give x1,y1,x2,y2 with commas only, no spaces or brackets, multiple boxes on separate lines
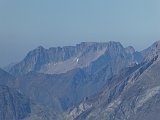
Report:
0,0,160,67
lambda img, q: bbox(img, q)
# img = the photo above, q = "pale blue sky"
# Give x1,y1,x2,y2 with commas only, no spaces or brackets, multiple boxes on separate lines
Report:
0,0,160,67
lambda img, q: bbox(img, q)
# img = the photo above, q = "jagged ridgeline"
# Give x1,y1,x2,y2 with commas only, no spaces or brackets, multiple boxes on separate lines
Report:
1,41,160,120
8,42,143,75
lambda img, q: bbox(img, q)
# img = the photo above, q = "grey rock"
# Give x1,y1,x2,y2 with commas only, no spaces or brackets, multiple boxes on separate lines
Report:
3,41,160,120
0,69,64,120
66,44,160,120
6,42,144,114
8,42,142,76
0,68,15,86
0,85,31,120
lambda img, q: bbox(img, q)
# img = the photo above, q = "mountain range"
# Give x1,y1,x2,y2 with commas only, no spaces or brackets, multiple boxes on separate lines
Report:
1,41,160,120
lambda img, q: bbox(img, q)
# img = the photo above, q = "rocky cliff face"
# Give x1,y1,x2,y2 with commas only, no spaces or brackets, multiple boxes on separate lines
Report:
0,69,64,120
143,40,160,61
0,85,31,120
2,41,160,120
0,68,15,86
65,41,160,120
6,42,144,113
8,41,142,76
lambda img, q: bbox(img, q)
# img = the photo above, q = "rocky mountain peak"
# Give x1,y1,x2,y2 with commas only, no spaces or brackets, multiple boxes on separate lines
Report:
2,40,160,120
8,41,141,76
36,45,45,50
125,46,136,54
144,40,160,61
77,41,122,48
78,42,98,47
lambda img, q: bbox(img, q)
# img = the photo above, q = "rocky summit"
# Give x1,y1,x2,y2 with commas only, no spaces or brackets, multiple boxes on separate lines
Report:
8,41,143,75
1,41,160,120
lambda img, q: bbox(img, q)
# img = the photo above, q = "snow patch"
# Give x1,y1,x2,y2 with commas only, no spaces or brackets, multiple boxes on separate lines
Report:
76,58,79,62
73,57,79,63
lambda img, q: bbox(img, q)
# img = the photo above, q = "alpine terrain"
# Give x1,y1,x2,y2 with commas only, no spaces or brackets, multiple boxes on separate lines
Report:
1,41,160,120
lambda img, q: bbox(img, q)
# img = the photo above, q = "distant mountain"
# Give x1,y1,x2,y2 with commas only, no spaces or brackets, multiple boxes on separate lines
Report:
65,41,160,120
2,41,160,120
8,41,143,76
6,42,145,114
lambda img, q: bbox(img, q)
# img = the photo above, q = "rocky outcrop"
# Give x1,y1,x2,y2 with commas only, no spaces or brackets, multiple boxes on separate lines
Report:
0,85,31,120
0,68,15,86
